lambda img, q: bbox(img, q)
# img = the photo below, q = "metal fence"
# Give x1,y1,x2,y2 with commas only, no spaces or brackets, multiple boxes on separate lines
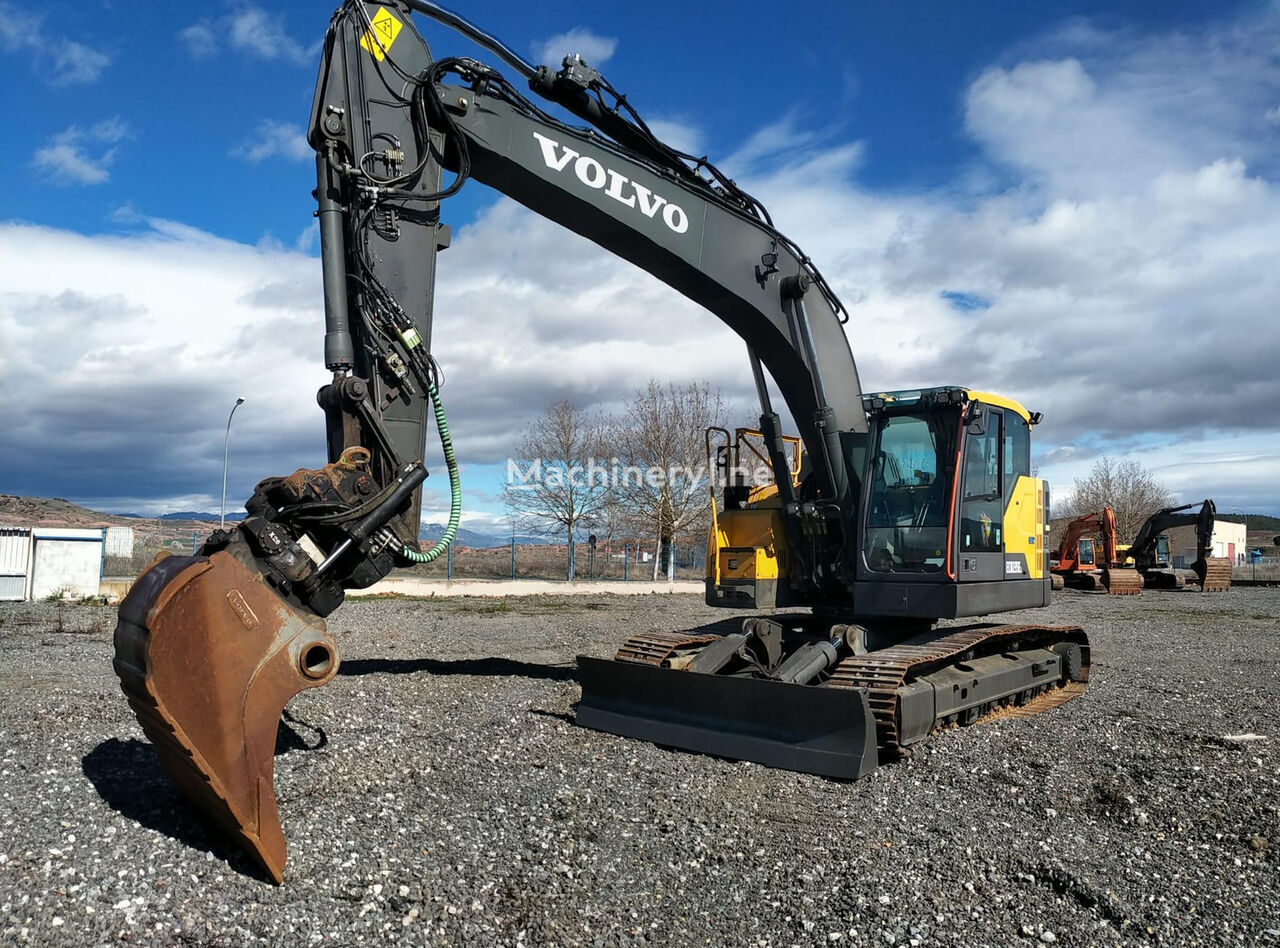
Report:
1233,557,1280,582
399,538,706,582
103,526,214,577
103,527,707,584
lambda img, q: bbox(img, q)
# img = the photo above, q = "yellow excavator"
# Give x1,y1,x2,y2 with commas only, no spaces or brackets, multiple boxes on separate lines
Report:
113,0,1089,883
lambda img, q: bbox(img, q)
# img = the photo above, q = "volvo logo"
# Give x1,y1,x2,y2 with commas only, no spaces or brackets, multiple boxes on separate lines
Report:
532,132,690,234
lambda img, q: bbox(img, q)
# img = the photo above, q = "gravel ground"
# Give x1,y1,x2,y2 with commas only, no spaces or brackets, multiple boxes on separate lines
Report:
1,588,1277,947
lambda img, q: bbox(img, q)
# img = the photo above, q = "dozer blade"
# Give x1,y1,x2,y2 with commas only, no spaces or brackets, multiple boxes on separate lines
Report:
113,551,340,884
1102,567,1143,595
575,656,878,780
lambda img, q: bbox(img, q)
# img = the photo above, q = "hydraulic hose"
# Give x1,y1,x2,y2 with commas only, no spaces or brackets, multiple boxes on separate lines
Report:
397,381,462,564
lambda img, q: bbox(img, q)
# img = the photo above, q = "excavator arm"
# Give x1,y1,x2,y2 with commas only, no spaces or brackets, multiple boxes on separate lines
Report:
1128,499,1216,566
308,0,867,544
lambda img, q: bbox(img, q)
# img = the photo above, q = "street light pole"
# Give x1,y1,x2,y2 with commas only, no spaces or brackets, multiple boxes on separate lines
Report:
221,396,246,530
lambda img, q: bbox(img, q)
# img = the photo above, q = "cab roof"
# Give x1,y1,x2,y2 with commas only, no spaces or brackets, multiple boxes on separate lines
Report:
862,386,1035,424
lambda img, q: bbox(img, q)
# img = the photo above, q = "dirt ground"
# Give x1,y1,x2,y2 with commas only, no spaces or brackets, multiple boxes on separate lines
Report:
1,588,1277,946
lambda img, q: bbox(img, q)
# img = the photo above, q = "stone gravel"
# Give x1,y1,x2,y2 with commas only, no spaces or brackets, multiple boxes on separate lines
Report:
1,588,1277,946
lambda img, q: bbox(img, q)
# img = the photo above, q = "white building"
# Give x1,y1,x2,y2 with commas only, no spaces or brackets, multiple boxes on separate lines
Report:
0,527,106,601
1166,519,1248,567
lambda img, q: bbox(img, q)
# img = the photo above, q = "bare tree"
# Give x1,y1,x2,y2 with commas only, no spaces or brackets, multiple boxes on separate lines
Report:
1056,456,1178,542
502,400,610,579
612,380,726,581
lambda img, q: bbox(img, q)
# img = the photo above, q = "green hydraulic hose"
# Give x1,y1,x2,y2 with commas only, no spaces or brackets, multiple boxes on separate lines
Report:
396,380,462,564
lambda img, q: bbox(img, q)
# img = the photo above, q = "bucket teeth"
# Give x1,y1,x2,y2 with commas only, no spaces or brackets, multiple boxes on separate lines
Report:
113,551,340,883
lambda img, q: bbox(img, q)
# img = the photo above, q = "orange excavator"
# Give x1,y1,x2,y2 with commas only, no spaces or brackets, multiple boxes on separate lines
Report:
1050,507,1142,594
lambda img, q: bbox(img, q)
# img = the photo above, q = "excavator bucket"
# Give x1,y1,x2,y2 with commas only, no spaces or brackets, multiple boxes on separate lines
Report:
1196,557,1233,592
1102,567,1143,595
576,657,879,780
113,551,340,884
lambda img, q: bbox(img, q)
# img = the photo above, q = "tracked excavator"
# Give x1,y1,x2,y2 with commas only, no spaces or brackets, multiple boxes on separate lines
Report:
1049,507,1142,594
1127,499,1232,591
113,0,1091,883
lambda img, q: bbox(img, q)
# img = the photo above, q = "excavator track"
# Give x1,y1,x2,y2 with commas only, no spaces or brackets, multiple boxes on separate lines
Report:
824,623,1090,757
613,630,719,665
598,623,1088,769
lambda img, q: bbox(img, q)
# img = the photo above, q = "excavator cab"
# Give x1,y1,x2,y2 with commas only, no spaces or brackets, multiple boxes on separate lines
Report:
854,388,1050,617
706,387,1051,618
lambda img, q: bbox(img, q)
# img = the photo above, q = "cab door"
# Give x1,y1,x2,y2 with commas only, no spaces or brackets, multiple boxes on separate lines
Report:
955,407,1004,581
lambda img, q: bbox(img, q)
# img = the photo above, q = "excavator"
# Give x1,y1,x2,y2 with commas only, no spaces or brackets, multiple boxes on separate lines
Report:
1126,499,1232,591
112,0,1090,883
1049,507,1142,594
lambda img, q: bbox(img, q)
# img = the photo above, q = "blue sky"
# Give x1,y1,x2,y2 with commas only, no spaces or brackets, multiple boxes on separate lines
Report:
2,0,1278,528
4,0,1241,242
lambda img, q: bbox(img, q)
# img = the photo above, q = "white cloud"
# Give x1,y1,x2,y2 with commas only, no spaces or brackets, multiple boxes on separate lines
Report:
532,28,617,67
0,1,109,84
420,506,512,532
0,219,329,512
234,120,312,163
179,6,317,65
726,113,847,174
179,22,218,58
719,12,1280,510
967,16,1280,195
31,119,129,186
644,119,704,158
54,42,112,85
4,11,1279,519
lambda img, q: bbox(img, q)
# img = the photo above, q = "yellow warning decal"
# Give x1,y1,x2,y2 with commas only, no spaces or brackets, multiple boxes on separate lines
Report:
360,6,403,62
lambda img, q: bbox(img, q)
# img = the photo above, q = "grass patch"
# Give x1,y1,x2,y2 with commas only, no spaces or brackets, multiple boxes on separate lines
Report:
455,600,512,615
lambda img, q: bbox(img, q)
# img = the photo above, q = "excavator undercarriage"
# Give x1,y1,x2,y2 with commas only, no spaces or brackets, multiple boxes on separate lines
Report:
580,620,1089,779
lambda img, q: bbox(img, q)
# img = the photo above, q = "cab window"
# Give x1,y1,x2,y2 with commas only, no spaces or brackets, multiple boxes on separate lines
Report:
1003,414,1030,496
864,412,955,573
959,408,1002,553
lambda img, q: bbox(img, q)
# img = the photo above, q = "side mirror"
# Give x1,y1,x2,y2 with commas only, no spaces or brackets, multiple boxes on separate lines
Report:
965,404,987,436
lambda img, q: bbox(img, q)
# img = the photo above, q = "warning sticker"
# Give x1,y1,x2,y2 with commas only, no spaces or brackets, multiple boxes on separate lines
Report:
360,6,403,62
